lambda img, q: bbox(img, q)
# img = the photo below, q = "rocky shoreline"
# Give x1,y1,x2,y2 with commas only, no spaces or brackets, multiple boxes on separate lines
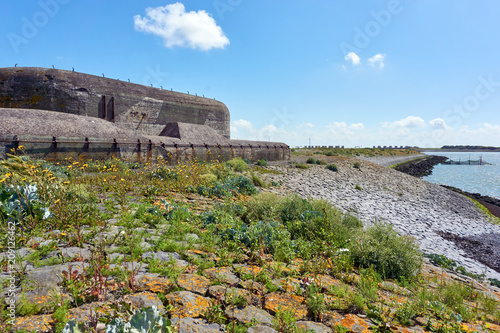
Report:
264,156,500,281
392,155,448,178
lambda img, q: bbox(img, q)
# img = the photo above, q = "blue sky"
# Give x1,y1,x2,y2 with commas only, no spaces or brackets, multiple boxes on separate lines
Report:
2,0,500,147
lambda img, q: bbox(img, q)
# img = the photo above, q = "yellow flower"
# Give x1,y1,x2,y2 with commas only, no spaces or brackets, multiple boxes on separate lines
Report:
5,173,12,177
54,199,60,204
60,232,67,236
0,178,6,183
121,178,125,181
18,145,25,150
63,181,70,184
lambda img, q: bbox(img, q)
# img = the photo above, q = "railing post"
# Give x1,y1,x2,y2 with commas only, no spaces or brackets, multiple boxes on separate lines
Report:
147,139,153,161
136,139,141,163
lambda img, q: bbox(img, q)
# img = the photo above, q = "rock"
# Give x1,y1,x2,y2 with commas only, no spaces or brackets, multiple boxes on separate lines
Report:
124,292,165,313
177,274,211,295
166,291,211,318
25,262,87,291
233,264,263,278
207,285,250,304
226,305,274,325
185,233,200,241
136,273,175,294
13,314,54,333
67,302,117,323
247,325,278,333
44,247,91,260
142,251,189,268
339,314,372,333
296,321,333,332
171,317,225,332
264,292,308,320
203,267,240,285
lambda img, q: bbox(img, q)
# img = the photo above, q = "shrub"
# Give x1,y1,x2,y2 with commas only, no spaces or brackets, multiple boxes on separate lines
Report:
349,221,422,280
256,159,268,166
250,172,266,188
295,164,310,169
245,192,281,222
353,162,361,169
227,158,248,172
306,157,316,164
326,164,338,172
196,176,258,198
199,173,218,184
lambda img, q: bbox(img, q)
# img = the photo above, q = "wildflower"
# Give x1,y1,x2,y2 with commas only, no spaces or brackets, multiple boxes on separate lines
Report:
54,199,60,204
0,178,6,183
63,181,70,184
121,178,125,181
18,145,25,150
61,232,67,236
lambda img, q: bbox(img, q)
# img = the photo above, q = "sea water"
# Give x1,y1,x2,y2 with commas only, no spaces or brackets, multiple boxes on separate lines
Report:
422,152,500,199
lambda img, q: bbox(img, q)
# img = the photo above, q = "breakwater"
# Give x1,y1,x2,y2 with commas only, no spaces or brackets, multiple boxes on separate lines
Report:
393,155,448,177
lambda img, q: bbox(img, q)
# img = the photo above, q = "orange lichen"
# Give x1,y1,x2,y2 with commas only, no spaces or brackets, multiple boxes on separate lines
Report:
166,291,211,318
264,292,308,319
136,275,175,293
340,314,371,333
177,273,211,295
13,314,54,332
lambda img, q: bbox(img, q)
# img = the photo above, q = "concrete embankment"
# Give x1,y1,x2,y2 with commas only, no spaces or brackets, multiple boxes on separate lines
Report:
356,153,426,167
263,157,500,280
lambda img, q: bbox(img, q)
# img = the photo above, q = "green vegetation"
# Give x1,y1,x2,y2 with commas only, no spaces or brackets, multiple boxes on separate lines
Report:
1,150,498,331
326,163,338,172
227,157,248,172
350,222,422,280
292,147,418,158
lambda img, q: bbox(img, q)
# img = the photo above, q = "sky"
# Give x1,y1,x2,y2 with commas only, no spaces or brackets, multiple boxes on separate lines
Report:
2,0,500,148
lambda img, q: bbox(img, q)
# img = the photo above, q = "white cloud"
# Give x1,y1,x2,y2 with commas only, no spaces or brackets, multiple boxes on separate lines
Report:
231,118,500,149
134,2,229,51
429,118,447,130
344,52,361,66
349,123,365,130
233,119,252,129
368,53,386,69
382,116,425,129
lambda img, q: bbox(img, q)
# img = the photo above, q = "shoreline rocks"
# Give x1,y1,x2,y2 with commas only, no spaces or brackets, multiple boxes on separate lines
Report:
393,155,448,178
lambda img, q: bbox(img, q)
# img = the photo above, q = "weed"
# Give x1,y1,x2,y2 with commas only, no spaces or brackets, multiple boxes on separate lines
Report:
272,306,299,333
353,161,361,169
256,159,268,166
349,221,422,280
326,164,338,172
395,301,416,326
227,158,248,172
355,184,362,191
295,164,310,169
250,172,266,187
306,284,326,320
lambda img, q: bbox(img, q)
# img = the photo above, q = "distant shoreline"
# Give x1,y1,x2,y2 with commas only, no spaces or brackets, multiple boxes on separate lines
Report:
416,148,500,153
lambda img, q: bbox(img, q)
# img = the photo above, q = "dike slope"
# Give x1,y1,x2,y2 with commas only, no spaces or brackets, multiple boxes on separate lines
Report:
263,156,500,280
